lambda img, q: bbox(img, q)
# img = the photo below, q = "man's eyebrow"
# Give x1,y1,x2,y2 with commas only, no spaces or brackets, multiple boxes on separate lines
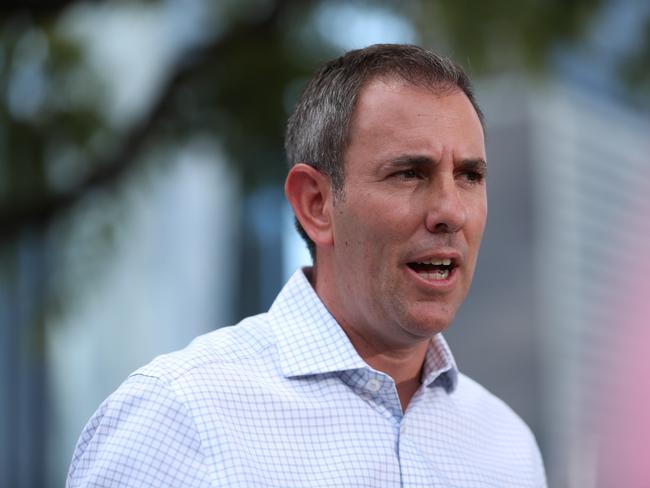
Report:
384,154,436,168
384,155,487,171
457,158,488,173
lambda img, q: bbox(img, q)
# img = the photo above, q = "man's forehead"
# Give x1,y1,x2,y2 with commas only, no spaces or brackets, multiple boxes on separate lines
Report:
352,79,474,127
352,76,483,133
351,80,480,134
357,75,459,103
342,81,486,172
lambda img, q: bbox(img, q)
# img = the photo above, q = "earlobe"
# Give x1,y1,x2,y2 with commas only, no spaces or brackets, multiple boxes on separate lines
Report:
285,164,334,249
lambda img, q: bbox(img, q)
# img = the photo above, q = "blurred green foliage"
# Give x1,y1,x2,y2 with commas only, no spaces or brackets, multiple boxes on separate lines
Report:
421,0,604,71
622,14,650,101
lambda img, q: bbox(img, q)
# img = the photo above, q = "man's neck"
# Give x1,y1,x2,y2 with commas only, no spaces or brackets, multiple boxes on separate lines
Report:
341,322,429,412
307,264,430,411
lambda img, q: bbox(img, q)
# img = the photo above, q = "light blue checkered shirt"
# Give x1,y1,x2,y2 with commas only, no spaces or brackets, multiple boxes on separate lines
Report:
67,269,546,487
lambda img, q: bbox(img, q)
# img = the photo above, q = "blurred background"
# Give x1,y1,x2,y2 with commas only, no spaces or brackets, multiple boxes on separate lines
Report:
1,0,649,486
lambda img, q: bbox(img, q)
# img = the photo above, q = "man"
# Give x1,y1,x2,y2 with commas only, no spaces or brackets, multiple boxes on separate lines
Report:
67,44,546,487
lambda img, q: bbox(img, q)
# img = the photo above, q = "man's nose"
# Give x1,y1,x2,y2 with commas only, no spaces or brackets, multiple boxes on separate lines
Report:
423,175,467,234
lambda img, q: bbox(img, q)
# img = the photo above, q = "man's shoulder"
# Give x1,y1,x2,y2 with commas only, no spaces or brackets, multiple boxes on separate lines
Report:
454,372,538,442
133,312,277,386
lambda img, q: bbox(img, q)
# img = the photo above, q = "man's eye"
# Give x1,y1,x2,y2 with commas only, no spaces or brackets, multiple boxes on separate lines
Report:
460,171,485,184
394,169,420,180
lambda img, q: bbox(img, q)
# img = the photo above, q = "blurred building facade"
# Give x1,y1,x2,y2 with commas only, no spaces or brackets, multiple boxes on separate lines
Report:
449,76,650,487
531,82,650,487
45,142,241,483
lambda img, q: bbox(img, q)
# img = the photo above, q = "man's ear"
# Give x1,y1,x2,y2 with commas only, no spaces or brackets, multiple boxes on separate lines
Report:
285,163,334,249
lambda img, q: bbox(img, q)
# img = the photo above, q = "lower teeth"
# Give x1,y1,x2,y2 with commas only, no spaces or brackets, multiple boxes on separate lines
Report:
420,270,449,280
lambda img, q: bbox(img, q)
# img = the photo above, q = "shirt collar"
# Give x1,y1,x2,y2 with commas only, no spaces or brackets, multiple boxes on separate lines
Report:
269,268,458,392
422,332,458,392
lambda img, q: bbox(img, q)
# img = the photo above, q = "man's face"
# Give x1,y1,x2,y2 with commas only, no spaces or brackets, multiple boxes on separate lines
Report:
323,79,487,348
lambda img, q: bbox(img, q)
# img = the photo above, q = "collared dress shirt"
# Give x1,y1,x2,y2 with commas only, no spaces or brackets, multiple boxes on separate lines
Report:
67,269,547,487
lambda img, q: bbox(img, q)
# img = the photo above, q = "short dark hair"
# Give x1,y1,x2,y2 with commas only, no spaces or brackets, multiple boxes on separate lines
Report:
285,44,484,259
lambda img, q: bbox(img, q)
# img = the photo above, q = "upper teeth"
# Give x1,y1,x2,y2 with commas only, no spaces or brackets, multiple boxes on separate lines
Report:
417,258,452,266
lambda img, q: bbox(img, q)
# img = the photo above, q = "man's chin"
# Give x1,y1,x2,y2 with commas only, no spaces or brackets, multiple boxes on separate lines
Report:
401,308,456,339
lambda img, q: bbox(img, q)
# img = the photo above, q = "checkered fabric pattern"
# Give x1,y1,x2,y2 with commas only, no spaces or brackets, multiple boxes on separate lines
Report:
67,269,546,487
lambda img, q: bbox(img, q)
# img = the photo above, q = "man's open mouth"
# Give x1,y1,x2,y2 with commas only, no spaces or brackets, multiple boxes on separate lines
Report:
407,258,457,281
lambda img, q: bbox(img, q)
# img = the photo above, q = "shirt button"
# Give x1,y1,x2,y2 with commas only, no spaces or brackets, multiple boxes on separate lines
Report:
366,378,381,393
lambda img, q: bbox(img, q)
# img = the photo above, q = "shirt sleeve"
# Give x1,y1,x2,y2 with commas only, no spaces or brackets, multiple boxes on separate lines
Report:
531,434,548,488
66,374,213,488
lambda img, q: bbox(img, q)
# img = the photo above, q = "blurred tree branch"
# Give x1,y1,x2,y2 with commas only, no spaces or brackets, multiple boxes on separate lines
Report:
0,0,292,243
0,0,103,16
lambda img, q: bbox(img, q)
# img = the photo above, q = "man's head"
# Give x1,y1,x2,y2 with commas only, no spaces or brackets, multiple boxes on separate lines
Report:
284,44,487,347
285,44,484,259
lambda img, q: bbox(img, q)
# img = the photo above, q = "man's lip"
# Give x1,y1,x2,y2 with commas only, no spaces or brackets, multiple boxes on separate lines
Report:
404,250,463,267
404,261,459,290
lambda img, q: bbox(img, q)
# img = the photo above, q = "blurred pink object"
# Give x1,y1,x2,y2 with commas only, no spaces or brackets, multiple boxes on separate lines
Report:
597,196,650,487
